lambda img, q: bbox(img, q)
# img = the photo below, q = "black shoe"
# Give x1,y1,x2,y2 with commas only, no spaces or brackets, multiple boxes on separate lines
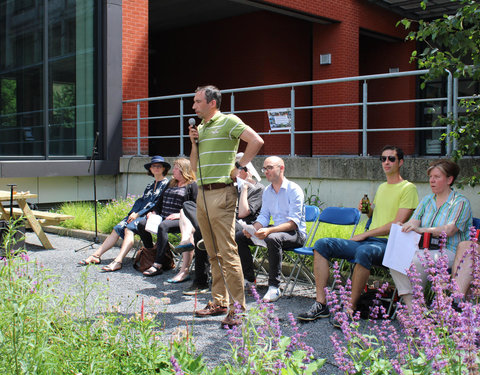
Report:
183,282,210,296
298,302,330,321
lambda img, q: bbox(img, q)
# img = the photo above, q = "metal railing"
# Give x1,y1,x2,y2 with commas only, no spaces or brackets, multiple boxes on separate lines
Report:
123,69,461,157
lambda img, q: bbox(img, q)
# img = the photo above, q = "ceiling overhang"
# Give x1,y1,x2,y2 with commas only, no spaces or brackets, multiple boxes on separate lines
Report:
367,0,462,20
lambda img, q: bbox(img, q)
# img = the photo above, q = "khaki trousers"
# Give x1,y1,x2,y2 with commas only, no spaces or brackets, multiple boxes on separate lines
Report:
196,185,245,311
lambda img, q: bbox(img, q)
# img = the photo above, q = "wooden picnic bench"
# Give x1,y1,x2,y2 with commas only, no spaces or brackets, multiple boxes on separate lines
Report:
0,190,74,249
9,208,74,226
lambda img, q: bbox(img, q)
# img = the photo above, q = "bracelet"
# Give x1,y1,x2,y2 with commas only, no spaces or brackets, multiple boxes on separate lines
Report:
235,161,248,171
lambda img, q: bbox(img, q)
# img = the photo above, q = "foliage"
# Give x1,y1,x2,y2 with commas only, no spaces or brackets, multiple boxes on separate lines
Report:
0,78,17,127
218,292,325,374
0,224,206,374
329,229,480,374
303,180,324,209
397,0,480,188
0,223,325,374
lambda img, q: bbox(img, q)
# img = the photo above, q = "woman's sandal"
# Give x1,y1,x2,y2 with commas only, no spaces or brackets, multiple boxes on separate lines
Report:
143,265,163,277
101,261,122,272
78,254,101,266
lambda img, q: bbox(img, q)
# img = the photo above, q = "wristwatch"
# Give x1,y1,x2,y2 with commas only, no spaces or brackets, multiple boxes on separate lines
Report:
235,161,247,171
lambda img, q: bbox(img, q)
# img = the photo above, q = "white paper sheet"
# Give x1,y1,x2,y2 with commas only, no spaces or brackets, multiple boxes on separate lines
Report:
237,219,267,247
145,214,162,234
382,223,421,275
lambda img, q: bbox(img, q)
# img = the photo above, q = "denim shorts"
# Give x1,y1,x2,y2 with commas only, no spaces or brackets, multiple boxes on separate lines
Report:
313,237,388,270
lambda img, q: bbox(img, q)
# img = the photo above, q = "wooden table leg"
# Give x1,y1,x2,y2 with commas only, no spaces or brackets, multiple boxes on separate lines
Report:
0,202,9,220
16,199,54,249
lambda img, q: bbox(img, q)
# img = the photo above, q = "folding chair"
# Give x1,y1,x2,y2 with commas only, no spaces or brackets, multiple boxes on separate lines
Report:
284,206,361,297
252,205,321,294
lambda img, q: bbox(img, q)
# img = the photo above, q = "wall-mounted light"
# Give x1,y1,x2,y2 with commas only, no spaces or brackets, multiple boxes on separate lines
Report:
320,54,331,65
389,67,399,73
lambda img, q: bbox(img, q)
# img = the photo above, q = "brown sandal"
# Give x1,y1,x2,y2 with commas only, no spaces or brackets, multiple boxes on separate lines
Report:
143,264,163,277
101,261,122,272
79,254,101,266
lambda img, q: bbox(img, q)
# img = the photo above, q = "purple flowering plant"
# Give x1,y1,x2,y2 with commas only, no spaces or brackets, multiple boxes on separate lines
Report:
328,229,480,374
218,286,325,374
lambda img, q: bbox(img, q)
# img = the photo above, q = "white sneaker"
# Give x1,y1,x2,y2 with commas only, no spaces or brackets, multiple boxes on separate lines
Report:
262,286,281,302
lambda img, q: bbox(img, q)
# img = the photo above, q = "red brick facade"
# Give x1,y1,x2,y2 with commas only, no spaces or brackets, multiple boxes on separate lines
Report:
122,0,417,157
122,0,149,155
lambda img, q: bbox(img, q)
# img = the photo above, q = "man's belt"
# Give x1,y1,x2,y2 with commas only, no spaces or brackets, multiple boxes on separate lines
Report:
200,182,234,191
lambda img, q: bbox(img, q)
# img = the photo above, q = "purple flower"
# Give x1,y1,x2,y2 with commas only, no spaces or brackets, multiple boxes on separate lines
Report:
169,355,184,375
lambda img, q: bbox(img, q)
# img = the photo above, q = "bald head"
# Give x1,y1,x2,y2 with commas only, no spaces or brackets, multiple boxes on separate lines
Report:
264,156,284,168
263,156,285,184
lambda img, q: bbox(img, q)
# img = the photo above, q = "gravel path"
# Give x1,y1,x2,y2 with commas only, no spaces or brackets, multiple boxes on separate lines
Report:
26,231,349,374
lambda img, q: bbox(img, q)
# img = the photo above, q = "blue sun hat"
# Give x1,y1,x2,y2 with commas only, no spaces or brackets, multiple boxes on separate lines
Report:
144,156,171,172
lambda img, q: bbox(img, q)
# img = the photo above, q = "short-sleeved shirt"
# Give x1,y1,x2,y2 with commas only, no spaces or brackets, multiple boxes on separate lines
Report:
412,189,472,252
256,178,306,236
370,180,419,238
197,112,247,185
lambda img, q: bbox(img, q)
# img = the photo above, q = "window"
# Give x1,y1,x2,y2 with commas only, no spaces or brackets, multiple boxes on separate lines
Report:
0,0,97,158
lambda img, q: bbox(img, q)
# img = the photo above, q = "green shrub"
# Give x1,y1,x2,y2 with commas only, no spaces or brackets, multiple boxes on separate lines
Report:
57,196,136,234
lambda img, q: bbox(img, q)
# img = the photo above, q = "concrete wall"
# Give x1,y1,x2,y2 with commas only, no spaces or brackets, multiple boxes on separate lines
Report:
2,156,478,218
117,156,480,217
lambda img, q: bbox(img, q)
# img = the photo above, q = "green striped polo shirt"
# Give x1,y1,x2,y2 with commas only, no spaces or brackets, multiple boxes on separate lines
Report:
197,111,247,185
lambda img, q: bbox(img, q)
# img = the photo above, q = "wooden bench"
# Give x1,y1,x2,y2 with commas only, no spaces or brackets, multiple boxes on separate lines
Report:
8,207,74,227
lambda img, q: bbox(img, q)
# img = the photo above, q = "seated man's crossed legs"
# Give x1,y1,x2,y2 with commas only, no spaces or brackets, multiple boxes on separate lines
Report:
298,237,387,321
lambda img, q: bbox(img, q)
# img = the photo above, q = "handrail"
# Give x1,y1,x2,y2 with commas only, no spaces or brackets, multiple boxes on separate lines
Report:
123,69,458,157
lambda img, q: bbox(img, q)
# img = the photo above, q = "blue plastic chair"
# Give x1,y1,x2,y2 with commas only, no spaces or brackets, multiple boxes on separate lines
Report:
284,206,361,296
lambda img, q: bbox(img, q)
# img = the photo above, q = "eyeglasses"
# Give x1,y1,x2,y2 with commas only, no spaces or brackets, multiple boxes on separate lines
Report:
261,165,277,173
380,156,397,163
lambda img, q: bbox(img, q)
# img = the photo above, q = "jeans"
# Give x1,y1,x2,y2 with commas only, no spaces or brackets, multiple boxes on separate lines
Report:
313,237,388,270
137,218,179,265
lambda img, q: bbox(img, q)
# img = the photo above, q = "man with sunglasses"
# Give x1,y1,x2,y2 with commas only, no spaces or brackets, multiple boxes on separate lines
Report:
236,156,306,302
298,145,418,323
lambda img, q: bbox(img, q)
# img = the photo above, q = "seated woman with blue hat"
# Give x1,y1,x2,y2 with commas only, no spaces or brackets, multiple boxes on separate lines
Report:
79,155,170,272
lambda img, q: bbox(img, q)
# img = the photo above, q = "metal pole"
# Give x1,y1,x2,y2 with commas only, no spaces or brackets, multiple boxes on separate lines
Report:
452,76,458,153
230,93,235,113
136,103,141,156
179,98,184,156
446,70,452,157
362,80,368,156
290,88,295,156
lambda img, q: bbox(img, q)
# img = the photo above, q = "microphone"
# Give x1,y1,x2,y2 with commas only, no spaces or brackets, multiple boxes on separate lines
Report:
188,118,198,143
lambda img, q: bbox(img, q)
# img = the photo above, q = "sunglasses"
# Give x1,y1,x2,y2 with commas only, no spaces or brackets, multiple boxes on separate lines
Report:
380,156,397,163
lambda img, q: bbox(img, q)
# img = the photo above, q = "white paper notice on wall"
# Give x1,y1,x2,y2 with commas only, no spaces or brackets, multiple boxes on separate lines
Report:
145,214,162,234
382,223,421,275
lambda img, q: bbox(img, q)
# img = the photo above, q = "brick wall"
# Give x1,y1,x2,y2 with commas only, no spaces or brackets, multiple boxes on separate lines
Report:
122,0,149,155
125,0,416,157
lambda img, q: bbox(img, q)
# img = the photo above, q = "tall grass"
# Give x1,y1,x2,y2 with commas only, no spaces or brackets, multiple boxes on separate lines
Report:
58,196,136,233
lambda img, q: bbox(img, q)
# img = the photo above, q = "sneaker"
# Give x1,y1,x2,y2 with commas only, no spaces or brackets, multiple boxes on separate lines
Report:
195,302,228,317
262,286,281,302
183,282,210,296
221,311,242,329
297,302,330,321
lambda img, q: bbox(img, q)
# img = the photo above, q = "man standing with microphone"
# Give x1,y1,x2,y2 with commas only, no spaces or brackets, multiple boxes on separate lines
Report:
189,85,263,328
